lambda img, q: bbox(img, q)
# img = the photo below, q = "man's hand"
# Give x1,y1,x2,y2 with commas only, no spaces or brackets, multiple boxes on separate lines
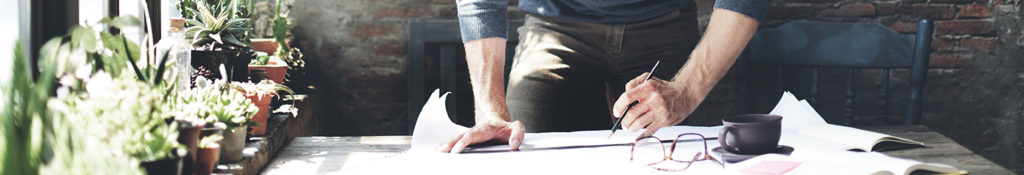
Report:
438,37,522,153
437,119,525,153
612,9,760,137
612,73,704,137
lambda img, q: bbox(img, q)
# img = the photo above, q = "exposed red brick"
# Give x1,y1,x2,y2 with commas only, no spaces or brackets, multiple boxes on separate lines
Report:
350,24,394,37
354,88,407,104
958,4,993,18
935,20,994,35
298,40,311,50
903,0,927,3
373,41,406,55
932,37,959,51
960,37,998,51
876,2,897,15
889,20,918,33
438,7,458,19
931,0,976,3
839,3,876,17
344,74,404,89
765,5,820,21
408,0,450,4
929,52,971,68
898,4,956,20
321,47,338,57
374,7,432,18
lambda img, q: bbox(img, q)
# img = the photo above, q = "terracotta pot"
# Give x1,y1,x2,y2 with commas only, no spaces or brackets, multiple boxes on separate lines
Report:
175,120,204,175
246,93,274,136
219,125,247,162
250,38,278,53
195,144,221,175
247,59,287,84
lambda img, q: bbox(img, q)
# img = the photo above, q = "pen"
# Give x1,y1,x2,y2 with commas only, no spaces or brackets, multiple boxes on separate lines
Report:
608,60,660,139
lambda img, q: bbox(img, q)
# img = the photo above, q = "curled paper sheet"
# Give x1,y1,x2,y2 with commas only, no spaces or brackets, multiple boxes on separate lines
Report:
409,89,469,151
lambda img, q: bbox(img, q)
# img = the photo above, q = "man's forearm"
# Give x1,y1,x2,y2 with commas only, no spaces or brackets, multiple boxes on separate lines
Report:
670,9,760,98
464,38,511,123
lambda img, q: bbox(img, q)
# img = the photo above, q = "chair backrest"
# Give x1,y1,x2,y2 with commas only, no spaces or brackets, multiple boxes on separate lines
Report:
406,19,524,133
736,19,933,126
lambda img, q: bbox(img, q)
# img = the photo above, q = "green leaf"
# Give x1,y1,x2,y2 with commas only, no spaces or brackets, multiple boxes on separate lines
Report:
108,16,140,29
70,27,86,49
185,19,204,28
225,18,248,27
272,16,288,48
121,35,146,82
184,26,203,36
152,48,172,86
38,38,64,70
99,32,120,51
221,34,249,48
79,28,99,53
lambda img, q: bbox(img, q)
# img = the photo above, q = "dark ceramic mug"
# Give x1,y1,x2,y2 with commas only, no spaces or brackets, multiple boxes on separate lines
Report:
719,114,783,154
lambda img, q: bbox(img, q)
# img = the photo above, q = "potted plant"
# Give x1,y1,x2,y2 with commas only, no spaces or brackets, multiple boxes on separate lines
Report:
268,0,310,93
230,80,294,135
196,135,223,175
192,68,258,162
4,44,147,174
180,0,255,82
248,51,288,84
49,72,186,175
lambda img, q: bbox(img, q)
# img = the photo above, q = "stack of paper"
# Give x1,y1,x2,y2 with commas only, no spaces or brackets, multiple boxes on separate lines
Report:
769,92,925,152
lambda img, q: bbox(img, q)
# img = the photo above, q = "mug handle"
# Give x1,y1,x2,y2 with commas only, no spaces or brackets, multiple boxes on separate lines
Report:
719,125,739,153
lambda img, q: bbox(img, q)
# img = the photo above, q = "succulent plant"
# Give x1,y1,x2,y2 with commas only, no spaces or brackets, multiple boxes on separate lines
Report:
175,65,258,130
199,135,223,148
230,79,294,98
182,0,253,51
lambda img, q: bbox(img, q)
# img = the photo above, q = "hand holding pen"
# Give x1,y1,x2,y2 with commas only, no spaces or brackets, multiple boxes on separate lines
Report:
609,60,660,138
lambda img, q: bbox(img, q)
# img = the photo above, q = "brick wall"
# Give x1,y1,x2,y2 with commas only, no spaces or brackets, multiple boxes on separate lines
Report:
292,0,456,136
292,0,1023,172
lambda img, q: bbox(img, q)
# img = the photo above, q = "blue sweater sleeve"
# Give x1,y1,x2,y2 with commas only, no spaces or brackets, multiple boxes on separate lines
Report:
457,0,509,43
713,0,773,22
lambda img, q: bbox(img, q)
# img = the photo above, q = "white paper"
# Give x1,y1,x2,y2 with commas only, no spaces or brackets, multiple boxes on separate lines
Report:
769,92,828,131
409,90,469,151
374,89,728,174
409,89,723,152
768,91,924,152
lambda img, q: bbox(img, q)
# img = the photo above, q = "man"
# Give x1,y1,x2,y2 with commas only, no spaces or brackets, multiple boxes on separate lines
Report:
438,0,771,153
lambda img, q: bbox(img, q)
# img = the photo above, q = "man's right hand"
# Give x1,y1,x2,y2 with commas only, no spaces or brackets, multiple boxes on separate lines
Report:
436,119,525,153
439,37,521,153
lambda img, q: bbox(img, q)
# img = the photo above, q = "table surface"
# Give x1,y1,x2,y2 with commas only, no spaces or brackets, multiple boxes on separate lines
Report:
261,125,1014,175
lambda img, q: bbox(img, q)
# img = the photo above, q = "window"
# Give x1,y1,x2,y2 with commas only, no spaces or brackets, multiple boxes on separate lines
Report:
0,0,19,86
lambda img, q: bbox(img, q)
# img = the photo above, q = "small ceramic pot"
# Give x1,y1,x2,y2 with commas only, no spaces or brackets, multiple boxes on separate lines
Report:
219,125,247,162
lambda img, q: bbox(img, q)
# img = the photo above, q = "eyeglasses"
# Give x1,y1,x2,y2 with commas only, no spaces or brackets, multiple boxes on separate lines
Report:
630,133,724,171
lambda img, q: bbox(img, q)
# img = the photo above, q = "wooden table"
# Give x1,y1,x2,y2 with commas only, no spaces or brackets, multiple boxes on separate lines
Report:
261,125,1014,174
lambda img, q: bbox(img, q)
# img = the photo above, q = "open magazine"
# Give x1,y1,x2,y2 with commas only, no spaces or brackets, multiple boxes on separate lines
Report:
727,149,963,175
771,92,925,152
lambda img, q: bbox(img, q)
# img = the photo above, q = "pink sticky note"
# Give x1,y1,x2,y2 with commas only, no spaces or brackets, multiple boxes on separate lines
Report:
741,160,802,175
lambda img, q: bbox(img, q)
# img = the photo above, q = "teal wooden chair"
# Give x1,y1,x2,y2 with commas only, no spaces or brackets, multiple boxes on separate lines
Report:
736,19,934,126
